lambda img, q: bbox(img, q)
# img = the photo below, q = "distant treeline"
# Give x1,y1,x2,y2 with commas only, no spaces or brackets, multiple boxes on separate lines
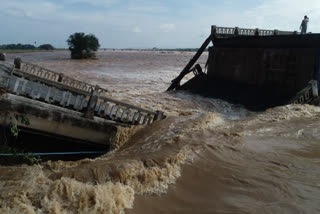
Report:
0,43,55,50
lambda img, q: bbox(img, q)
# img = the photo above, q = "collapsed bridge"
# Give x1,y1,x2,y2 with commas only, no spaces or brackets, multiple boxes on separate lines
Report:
0,59,165,148
168,25,320,110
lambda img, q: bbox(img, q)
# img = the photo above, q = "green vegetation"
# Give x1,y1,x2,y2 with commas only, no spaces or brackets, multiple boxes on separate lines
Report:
67,32,100,59
0,43,36,50
0,43,56,52
0,113,40,165
38,44,55,50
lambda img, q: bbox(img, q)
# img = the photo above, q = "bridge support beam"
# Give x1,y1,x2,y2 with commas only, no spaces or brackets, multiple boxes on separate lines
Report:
0,93,128,146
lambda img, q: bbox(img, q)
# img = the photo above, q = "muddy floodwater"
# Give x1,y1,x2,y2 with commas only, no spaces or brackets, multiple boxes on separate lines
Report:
1,50,320,214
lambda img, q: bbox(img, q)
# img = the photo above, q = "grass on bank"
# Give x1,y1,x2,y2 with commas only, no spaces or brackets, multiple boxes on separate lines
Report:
0,114,40,165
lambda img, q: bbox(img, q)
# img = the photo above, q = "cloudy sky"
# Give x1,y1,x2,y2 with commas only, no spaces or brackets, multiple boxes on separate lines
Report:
1,0,320,48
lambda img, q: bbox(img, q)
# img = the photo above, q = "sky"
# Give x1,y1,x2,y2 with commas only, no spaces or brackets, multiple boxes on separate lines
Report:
1,0,320,48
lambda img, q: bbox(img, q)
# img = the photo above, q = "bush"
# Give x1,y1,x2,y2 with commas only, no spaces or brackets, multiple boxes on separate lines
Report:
38,44,55,50
67,32,100,59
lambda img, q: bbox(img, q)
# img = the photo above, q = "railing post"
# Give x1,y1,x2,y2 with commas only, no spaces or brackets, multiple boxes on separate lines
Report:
0,53,6,61
14,58,22,69
58,73,64,82
234,27,239,35
255,28,259,36
154,110,165,121
211,25,217,35
84,84,100,119
273,29,279,35
310,80,318,97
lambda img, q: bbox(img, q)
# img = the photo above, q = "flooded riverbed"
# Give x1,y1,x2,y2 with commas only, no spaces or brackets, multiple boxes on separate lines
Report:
1,50,320,214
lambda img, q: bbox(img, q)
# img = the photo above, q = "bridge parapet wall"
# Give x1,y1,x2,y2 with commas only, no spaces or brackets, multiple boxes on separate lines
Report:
212,25,295,38
19,61,104,95
0,61,164,126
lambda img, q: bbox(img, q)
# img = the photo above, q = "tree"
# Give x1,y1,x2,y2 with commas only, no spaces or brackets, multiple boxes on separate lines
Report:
38,44,55,50
67,32,100,59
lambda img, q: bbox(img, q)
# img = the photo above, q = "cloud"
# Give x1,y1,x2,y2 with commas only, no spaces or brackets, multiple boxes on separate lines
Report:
64,0,118,7
133,26,142,33
159,23,176,32
243,0,320,31
127,6,168,13
2,0,320,48
0,0,61,21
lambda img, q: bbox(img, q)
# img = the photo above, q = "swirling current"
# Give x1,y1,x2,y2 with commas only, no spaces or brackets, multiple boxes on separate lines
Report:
1,51,320,214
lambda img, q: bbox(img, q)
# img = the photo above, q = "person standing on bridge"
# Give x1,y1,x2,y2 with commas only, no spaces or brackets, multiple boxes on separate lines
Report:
300,15,309,34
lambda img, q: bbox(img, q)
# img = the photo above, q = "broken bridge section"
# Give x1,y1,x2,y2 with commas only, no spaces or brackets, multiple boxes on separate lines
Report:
0,60,165,146
168,25,320,110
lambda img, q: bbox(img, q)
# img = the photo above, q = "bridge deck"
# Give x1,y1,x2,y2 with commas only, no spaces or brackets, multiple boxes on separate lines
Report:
0,60,165,146
0,61,164,126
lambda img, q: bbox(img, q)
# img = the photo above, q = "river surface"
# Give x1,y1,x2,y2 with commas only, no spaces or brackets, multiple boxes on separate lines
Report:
1,50,320,214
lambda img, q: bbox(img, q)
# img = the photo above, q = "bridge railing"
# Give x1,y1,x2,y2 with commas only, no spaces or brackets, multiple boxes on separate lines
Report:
214,27,236,35
93,95,164,125
18,61,108,95
1,61,165,125
289,80,318,104
212,25,296,37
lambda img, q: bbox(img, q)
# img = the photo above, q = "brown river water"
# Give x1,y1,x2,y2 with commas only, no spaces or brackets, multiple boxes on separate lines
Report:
1,51,320,214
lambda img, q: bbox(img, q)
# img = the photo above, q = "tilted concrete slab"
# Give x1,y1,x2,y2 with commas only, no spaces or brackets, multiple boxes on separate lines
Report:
0,60,165,146
0,93,128,146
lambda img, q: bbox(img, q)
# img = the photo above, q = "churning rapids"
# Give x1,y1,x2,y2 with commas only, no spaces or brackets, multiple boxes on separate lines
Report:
1,51,320,214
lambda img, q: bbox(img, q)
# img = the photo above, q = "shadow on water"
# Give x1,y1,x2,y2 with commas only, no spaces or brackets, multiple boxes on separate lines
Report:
0,126,107,165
